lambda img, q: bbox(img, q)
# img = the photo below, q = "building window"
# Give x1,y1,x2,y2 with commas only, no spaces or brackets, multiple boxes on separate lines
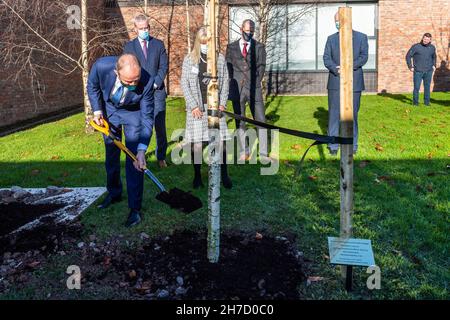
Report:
229,2,378,72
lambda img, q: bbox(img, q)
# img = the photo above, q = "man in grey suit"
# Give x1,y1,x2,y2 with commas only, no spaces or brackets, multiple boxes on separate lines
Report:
323,12,368,155
226,19,269,161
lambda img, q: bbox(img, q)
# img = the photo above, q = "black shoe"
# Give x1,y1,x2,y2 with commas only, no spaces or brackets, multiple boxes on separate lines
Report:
97,194,122,209
125,209,142,228
222,175,232,189
193,176,204,189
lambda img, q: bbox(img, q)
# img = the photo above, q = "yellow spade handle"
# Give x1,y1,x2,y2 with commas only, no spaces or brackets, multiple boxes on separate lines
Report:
89,119,146,169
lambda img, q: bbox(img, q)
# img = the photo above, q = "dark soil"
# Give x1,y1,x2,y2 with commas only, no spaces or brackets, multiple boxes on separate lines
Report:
1,220,308,299
0,217,82,256
109,231,306,299
0,202,65,237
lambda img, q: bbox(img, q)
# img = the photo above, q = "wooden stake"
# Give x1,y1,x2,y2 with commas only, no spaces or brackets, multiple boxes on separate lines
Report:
206,0,221,263
338,7,354,285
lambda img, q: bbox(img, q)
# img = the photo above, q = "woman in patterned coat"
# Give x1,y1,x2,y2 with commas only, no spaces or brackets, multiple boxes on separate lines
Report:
181,27,232,189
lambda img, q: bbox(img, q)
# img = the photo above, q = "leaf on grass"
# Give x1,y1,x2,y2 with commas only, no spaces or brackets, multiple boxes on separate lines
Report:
308,176,318,181
283,160,295,168
377,176,395,185
291,144,302,150
359,160,371,168
427,152,434,159
375,143,384,152
50,155,60,160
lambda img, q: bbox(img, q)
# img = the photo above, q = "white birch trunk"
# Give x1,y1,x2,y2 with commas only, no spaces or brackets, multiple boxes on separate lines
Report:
206,0,221,263
81,0,93,133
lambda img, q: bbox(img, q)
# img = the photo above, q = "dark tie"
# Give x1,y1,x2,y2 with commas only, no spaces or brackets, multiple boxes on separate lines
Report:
111,85,124,106
242,42,248,58
142,40,147,60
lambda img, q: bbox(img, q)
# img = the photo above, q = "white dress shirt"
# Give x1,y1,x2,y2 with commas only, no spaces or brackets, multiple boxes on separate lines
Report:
94,77,147,151
239,38,251,55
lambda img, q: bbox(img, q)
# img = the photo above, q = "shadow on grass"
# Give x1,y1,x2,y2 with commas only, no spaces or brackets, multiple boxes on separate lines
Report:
378,92,450,107
0,157,448,298
377,93,413,104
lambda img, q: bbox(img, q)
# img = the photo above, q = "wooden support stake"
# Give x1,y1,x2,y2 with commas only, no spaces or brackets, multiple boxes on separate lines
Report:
338,7,354,287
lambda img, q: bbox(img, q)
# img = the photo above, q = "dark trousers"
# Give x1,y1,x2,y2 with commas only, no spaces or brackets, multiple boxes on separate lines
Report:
104,109,144,210
413,70,433,105
154,98,168,161
327,90,361,152
231,88,268,157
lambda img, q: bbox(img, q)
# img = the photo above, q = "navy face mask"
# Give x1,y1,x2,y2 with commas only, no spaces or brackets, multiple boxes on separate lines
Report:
242,31,253,42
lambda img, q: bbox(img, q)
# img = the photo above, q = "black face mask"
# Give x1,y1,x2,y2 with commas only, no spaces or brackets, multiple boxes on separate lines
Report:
242,31,253,42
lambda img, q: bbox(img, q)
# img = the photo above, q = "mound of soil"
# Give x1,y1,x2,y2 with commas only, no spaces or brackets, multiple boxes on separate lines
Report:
0,202,65,237
109,231,306,300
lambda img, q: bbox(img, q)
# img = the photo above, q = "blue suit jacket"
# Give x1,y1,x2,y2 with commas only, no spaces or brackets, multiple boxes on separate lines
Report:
86,56,155,149
323,31,369,91
123,37,168,104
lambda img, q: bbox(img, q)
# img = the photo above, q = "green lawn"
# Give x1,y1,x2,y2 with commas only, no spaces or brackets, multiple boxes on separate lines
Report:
0,92,449,299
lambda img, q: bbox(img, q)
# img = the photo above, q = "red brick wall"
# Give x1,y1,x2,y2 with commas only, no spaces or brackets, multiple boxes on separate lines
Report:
378,0,450,93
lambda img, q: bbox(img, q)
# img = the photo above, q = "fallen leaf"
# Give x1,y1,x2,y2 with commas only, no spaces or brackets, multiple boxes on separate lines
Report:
27,261,40,268
255,232,263,240
50,155,60,160
291,144,302,150
375,143,384,152
135,281,152,294
103,256,111,266
427,152,433,159
283,160,295,168
359,160,371,168
307,276,324,282
308,175,318,181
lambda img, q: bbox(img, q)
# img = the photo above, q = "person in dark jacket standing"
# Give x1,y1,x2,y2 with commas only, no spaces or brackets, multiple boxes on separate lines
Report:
406,33,436,106
124,14,169,167
226,19,271,162
323,12,368,155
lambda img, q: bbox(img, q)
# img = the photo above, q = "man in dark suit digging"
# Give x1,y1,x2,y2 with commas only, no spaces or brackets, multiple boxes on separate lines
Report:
87,54,155,227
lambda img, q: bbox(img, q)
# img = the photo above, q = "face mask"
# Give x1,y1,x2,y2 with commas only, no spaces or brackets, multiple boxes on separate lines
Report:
122,83,137,91
335,22,340,30
138,30,149,40
200,44,208,54
242,31,253,42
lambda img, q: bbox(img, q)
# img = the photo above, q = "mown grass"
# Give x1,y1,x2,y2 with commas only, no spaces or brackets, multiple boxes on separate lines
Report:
0,92,449,299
